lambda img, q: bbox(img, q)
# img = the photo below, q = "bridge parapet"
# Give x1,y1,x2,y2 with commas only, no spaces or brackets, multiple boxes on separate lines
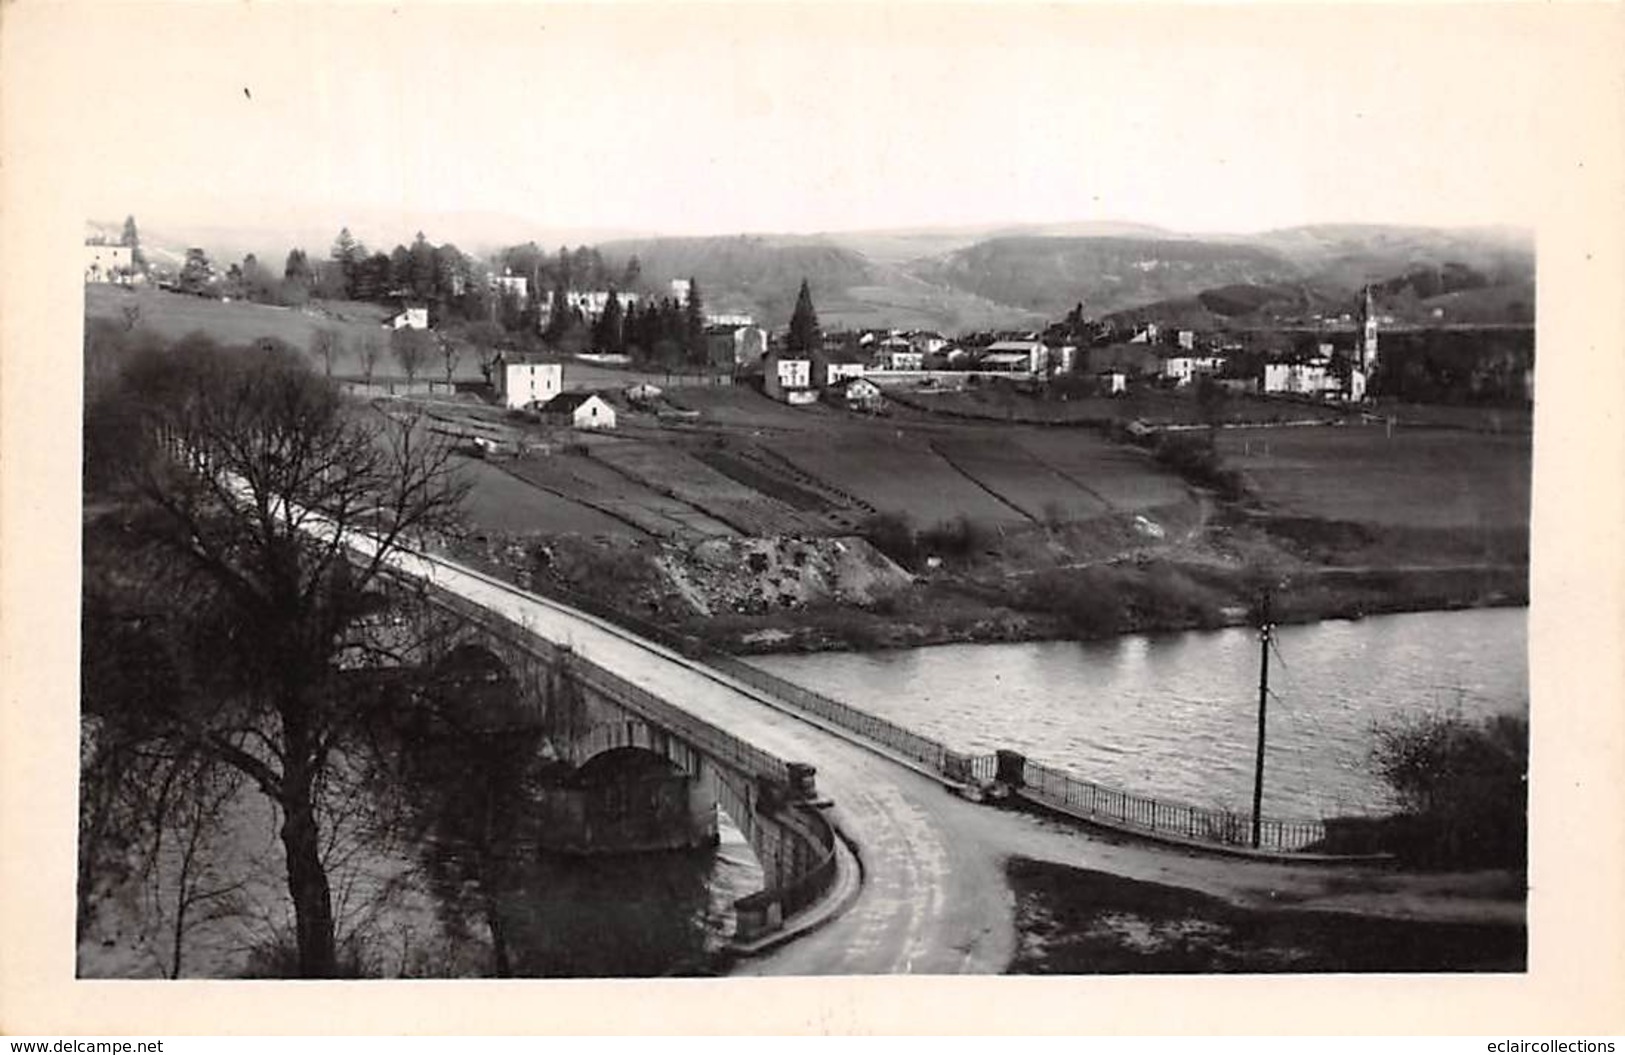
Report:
407,577,845,943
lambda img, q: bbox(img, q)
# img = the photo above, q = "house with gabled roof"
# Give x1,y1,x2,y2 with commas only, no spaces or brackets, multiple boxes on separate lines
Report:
496,353,563,409
539,391,617,430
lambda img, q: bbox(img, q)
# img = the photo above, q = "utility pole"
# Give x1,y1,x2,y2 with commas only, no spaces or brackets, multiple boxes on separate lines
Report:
1251,588,1274,849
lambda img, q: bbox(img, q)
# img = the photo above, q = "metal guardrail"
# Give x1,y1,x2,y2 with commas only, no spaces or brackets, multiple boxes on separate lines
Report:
506,578,1340,858
1020,759,1327,853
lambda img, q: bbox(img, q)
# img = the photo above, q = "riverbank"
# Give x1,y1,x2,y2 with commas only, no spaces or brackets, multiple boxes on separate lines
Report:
1005,855,1525,973
449,513,1528,658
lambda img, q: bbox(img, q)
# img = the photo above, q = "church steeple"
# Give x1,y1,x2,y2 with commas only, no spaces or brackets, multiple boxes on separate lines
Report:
1358,285,1380,373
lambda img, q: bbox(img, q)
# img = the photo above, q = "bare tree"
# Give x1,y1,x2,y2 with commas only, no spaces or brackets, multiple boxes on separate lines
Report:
86,340,467,976
310,327,341,378
459,321,506,386
436,332,463,387
391,328,432,387
357,331,383,388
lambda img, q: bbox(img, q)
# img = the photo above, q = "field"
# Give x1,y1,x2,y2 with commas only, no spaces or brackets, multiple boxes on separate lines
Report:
85,286,487,381
764,431,1032,528
1216,425,1531,530
457,457,635,537
1007,430,1190,510
503,449,737,541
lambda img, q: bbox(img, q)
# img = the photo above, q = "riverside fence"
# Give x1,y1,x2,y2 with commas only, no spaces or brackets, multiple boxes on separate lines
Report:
527,578,1335,857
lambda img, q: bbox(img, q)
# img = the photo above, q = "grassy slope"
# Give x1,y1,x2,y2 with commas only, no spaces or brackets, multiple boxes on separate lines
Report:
85,286,490,381
1216,425,1531,531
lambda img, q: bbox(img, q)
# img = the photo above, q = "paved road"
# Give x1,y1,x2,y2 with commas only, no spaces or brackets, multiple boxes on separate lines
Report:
361,542,1523,974
365,541,1018,975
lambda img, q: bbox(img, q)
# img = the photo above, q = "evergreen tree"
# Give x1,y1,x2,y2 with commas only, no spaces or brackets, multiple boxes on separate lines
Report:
594,289,625,354
330,227,365,297
544,281,570,343
121,215,148,274
683,277,706,365
408,232,437,302
283,248,314,288
621,255,643,291
787,278,821,354
178,248,214,295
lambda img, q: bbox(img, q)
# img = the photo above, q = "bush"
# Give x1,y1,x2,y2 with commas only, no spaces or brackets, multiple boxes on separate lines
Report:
919,514,991,564
1369,711,1527,868
860,511,919,570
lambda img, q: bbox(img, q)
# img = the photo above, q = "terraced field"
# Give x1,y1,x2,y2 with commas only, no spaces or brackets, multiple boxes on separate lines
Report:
458,458,636,537
587,441,818,536
929,435,1111,522
1011,430,1190,510
503,452,737,541
765,433,1028,528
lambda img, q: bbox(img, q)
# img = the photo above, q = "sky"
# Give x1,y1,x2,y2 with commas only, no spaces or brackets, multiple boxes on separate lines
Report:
12,3,1609,249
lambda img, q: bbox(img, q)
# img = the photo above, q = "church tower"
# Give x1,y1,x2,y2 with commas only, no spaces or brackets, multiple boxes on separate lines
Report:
1358,285,1380,373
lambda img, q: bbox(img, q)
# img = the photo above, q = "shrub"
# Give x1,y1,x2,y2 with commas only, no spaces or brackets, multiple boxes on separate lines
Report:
1369,711,1527,868
860,511,919,570
919,514,991,564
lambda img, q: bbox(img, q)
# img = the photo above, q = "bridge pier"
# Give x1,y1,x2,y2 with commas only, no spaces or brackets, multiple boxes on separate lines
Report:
535,770,719,855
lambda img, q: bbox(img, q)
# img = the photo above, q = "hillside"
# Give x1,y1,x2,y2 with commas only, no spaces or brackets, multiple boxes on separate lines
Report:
909,236,1303,318
597,235,876,323
1253,224,1535,290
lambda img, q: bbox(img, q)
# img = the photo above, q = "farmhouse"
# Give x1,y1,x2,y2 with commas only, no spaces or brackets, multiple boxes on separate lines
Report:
763,349,818,405
539,392,617,430
982,339,1050,375
824,348,868,387
496,354,564,409
388,306,430,330
84,243,136,284
909,331,949,355
1160,354,1226,386
1098,370,1128,395
538,289,640,322
825,376,885,412
490,270,530,302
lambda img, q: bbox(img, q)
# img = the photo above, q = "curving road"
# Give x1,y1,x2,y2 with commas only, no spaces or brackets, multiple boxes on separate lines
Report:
354,539,1522,975
363,539,1018,974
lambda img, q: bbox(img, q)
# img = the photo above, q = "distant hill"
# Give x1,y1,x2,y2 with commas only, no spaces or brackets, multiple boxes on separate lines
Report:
1252,224,1534,289
909,235,1302,318
92,214,1535,335
598,235,877,324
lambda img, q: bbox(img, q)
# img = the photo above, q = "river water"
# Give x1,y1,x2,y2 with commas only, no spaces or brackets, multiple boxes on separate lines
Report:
749,607,1529,819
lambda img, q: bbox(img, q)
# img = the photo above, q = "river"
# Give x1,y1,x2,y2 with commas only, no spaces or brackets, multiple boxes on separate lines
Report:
749,607,1528,819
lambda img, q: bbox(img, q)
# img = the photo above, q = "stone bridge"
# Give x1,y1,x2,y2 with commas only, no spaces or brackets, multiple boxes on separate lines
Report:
396,581,843,941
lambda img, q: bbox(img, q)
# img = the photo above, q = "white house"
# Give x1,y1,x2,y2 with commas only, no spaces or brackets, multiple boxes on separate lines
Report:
1161,355,1226,386
1177,330,1197,351
388,306,430,330
982,340,1050,375
491,271,530,302
84,243,134,284
825,376,885,412
1099,370,1128,395
1263,361,1339,396
909,332,949,355
825,356,867,387
764,350,817,404
497,356,563,409
539,392,617,430
537,289,640,322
